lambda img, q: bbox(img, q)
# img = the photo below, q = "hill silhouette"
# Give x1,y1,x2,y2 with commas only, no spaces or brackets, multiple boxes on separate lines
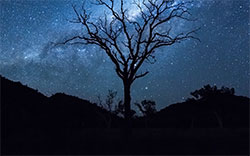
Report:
146,93,249,128
1,76,249,155
1,76,123,128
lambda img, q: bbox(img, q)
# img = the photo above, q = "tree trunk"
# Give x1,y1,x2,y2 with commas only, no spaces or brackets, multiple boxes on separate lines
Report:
122,79,132,153
123,80,131,128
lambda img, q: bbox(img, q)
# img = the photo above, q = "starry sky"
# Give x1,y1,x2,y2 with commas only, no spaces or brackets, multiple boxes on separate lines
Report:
0,0,249,110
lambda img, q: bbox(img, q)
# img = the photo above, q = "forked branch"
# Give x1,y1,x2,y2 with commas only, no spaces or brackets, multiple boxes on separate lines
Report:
59,0,199,82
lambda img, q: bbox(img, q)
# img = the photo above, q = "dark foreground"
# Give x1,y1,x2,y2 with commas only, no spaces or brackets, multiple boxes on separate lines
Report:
1,76,249,155
2,128,249,155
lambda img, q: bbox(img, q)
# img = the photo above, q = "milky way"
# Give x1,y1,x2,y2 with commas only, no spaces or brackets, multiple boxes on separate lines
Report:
0,0,249,110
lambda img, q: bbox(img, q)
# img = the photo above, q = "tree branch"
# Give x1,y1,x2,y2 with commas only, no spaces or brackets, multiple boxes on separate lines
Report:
132,71,149,82
60,0,199,83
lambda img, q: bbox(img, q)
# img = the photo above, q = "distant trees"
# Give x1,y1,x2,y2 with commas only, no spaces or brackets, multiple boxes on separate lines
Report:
190,84,235,100
135,100,157,117
188,85,235,128
135,100,157,127
99,90,157,118
99,90,118,112
97,90,117,127
113,100,136,118
97,90,136,127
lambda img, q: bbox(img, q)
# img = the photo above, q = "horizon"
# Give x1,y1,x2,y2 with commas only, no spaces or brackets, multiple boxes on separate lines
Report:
1,74,249,109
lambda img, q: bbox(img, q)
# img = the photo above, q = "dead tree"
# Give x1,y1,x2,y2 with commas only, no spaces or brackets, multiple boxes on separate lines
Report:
61,0,199,127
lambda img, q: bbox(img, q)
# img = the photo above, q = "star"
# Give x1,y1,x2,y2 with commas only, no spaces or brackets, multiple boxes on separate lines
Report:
0,0,249,110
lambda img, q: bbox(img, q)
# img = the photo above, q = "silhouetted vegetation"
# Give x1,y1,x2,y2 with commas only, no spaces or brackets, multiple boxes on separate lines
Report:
97,90,136,118
134,100,157,128
59,0,199,125
1,76,249,155
135,100,157,117
190,84,235,100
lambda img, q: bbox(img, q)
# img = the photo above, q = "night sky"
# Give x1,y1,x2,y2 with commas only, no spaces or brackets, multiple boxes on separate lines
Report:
0,0,249,110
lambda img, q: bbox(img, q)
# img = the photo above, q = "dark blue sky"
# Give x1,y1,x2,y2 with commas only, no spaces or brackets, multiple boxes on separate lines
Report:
0,0,249,110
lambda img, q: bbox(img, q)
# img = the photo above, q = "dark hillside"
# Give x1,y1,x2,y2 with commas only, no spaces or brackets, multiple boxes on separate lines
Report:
1,76,123,154
148,94,249,128
1,76,249,155
1,76,122,129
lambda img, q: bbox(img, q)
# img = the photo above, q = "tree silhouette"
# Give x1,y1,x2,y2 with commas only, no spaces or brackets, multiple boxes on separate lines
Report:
97,90,118,127
114,100,137,118
98,90,117,112
97,90,136,120
61,0,199,127
189,85,236,128
135,100,156,127
135,100,157,117
190,84,235,100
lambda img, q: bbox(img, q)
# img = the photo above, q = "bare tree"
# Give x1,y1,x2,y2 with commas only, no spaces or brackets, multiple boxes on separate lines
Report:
96,90,117,128
60,0,199,127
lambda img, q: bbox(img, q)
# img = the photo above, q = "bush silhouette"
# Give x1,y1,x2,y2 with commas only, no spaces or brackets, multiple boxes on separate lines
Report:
135,100,157,117
98,90,136,119
190,84,235,100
